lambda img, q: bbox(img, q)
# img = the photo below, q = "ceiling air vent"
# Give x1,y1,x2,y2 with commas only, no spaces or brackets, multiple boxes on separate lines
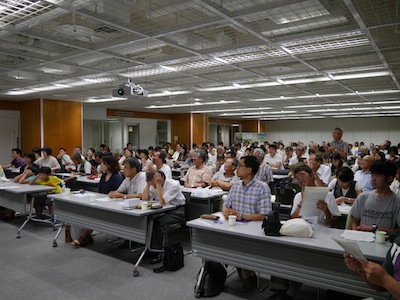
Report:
115,111,134,117
94,26,119,34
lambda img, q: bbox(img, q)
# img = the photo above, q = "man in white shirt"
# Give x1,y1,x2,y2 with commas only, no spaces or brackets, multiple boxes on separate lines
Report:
210,158,240,191
308,153,331,187
263,144,283,170
67,152,92,174
354,155,374,191
142,170,186,264
108,157,146,199
288,146,306,166
390,161,400,197
152,151,172,179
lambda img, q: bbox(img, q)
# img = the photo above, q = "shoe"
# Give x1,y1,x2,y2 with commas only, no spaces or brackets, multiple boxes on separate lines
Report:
150,253,163,264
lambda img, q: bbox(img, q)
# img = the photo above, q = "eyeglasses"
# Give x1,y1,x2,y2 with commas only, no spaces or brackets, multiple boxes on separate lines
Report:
294,172,308,181
237,163,249,168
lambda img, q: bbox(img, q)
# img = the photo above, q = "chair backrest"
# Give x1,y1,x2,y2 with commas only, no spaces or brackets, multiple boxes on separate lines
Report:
275,187,296,205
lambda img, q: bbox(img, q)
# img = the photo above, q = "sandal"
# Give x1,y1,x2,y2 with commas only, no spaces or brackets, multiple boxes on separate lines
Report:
70,239,81,247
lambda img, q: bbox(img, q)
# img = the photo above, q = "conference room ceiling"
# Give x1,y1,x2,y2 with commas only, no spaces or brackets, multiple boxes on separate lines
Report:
0,0,400,120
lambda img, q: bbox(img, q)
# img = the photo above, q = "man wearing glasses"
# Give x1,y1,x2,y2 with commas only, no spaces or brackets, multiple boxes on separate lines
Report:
222,155,271,291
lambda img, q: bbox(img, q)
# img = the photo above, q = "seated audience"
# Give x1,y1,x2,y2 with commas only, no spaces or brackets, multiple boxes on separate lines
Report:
34,146,60,173
283,146,293,168
308,153,331,187
152,151,172,179
29,167,61,221
390,161,400,197
263,144,284,170
330,151,349,178
328,167,362,205
343,236,400,299
70,155,123,247
86,147,97,167
2,148,25,169
67,152,91,175
222,155,271,291
350,160,400,234
142,170,186,264
108,157,146,199
57,148,73,168
13,152,39,183
354,155,374,191
210,158,240,191
183,150,212,188
139,149,152,172
252,148,273,185
288,146,306,166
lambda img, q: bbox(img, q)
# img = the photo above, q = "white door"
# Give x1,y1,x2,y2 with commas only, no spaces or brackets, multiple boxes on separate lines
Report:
0,110,20,164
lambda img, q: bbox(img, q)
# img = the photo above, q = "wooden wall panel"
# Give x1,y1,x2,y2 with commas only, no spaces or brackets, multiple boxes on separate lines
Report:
20,100,41,153
192,113,208,146
171,113,190,148
242,120,259,132
260,121,265,133
209,118,242,125
0,100,23,110
43,100,82,154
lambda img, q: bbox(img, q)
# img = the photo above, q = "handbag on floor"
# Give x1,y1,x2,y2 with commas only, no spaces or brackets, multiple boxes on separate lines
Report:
194,260,227,298
153,242,184,273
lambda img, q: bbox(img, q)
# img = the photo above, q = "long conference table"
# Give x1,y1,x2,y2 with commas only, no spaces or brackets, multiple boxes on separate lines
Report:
50,192,175,277
0,181,55,238
187,217,390,300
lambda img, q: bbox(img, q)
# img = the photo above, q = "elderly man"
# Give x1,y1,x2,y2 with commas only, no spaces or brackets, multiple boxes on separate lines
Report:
67,152,91,175
354,154,374,191
326,127,349,159
108,157,146,199
263,144,284,170
142,170,186,264
222,155,271,291
288,146,306,166
183,150,212,188
308,153,331,187
350,160,400,234
253,148,273,185
210,158,240,191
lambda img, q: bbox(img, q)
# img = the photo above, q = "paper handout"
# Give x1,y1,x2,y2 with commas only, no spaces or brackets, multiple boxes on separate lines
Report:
299,186,329,216
332,236,367,262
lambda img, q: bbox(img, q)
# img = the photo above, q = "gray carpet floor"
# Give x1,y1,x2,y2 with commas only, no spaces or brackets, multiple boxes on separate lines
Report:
1,216,331,300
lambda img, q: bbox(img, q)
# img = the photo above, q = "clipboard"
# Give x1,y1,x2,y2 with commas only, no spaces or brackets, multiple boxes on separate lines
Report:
299,186,328,216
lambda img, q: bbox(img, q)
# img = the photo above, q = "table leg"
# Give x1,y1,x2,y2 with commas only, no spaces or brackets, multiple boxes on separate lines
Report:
16,196,35,238
52,223,64,247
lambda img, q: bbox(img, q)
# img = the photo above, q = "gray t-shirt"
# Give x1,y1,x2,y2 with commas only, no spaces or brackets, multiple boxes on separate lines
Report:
350,191,400,229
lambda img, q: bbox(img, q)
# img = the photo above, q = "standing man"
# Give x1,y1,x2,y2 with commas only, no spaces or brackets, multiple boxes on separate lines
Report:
350,160,400,234
142,170,186,264
222,155,271,291
108,157,146,199
326,127,349,159
183,150,212,188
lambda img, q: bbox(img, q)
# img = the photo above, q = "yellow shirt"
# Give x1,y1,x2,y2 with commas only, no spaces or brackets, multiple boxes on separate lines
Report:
36,176,62,193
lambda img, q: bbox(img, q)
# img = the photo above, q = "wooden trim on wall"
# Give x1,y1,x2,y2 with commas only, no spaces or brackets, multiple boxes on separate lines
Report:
171,113,190,147
107,109,171,120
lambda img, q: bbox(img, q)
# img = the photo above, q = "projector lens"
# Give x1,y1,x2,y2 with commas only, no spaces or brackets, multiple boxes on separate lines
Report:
118,88,124,95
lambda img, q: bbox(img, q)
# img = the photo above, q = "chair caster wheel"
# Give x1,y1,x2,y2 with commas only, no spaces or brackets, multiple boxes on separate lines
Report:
16,235,21,239
133,270,140,277
53,242,57,247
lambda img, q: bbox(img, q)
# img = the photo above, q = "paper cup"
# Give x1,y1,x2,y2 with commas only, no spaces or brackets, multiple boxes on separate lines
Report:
228,215,237,226
64,188,71,194
141,201,149,211
375,230,387,244
90,195,96,203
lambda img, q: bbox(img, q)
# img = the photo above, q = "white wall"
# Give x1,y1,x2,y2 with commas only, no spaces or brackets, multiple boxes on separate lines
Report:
123,117,158,149
264,117,400,146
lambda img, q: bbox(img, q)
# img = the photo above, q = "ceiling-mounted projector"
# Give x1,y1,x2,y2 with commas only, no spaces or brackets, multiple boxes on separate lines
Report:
112,78,148,97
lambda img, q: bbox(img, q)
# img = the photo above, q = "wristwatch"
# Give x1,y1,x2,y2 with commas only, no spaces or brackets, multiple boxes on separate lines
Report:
240,213,245,221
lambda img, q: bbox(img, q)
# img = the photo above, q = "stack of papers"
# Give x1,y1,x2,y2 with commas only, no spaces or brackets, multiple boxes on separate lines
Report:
340,229,374,242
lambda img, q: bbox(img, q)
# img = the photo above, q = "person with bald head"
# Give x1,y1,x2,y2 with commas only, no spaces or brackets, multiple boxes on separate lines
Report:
354,155,374,191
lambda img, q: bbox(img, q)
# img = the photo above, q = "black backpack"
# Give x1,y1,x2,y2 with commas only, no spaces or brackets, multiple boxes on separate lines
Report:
194,260,227,298
163,242,184,271
261,210,282,236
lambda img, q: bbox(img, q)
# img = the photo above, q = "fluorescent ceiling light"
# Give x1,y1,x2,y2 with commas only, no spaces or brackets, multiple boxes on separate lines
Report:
147,100,240,109
214,57,228,63
160,65,177,72
148,90,191,97
191,107,272,114
86,98,126,103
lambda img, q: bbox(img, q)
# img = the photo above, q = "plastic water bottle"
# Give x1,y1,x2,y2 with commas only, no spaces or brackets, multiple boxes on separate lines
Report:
61,180,66,194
